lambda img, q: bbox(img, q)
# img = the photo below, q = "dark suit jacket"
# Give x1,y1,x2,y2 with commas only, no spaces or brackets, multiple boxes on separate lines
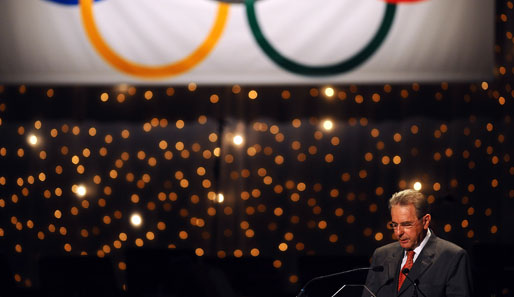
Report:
362,232,473,297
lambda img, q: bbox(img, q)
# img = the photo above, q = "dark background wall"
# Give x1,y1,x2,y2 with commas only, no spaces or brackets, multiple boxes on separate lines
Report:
0,1,513,297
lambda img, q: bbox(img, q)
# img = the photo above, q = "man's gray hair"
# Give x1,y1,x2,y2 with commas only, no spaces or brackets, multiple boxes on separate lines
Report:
388,189,430,218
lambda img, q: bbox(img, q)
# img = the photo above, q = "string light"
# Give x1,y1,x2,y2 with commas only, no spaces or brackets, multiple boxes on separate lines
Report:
217,193,224,203
413,182,422,191
130,213,143,227
76,185,87,197
322,119,334,131
27,134,38,146
233,135,244,146
323,87,335,98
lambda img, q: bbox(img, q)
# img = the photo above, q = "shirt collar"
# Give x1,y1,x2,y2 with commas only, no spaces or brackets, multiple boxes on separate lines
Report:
409,228,431,256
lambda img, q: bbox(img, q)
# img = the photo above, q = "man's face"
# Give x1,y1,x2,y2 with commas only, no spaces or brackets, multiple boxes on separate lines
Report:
390,204,430,250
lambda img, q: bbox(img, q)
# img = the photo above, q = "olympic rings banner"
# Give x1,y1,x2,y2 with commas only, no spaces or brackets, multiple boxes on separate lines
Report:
0,0,493,84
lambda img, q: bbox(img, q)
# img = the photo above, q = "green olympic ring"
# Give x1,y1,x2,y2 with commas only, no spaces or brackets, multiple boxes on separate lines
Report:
245,0,397,76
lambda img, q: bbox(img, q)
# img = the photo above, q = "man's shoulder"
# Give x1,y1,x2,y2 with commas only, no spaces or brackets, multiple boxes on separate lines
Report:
431,234,467,255
374,241,401,256
376,241,400,251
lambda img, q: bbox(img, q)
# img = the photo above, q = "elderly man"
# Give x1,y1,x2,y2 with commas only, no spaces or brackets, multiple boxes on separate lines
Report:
362,189,473,297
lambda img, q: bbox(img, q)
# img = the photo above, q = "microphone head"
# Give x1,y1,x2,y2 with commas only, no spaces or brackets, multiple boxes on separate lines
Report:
402,268,410,275
372,265,384,272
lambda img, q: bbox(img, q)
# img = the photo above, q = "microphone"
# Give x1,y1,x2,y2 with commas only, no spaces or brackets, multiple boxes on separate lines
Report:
401,268,426,297
296,266,384,297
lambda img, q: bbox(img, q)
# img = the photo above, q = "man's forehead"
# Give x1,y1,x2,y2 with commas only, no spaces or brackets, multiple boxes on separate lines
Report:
391,203,416,210
390,204,417,218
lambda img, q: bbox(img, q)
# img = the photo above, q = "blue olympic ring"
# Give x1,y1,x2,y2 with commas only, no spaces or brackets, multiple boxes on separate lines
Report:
44,0,102,5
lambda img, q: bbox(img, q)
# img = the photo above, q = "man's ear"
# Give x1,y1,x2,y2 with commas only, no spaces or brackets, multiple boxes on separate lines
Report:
423,214,431,229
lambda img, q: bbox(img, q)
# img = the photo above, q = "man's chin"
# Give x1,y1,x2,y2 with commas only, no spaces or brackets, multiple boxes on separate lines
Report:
399,240,411,249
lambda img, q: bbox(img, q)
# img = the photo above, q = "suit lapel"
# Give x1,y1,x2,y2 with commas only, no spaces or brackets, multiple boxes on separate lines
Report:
409,234,436,280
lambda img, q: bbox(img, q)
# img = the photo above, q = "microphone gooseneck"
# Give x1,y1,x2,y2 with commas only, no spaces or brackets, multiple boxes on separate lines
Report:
401,268,427,297
295,266,384,297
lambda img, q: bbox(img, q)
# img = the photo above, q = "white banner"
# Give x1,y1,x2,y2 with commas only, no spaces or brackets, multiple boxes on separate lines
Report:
0,0,494,84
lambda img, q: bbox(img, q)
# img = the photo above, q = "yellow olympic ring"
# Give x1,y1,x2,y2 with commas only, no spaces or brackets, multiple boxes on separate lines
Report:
79,0,229,78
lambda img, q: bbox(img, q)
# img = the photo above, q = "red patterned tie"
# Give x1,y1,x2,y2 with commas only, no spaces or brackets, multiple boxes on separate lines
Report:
398,250,415,291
